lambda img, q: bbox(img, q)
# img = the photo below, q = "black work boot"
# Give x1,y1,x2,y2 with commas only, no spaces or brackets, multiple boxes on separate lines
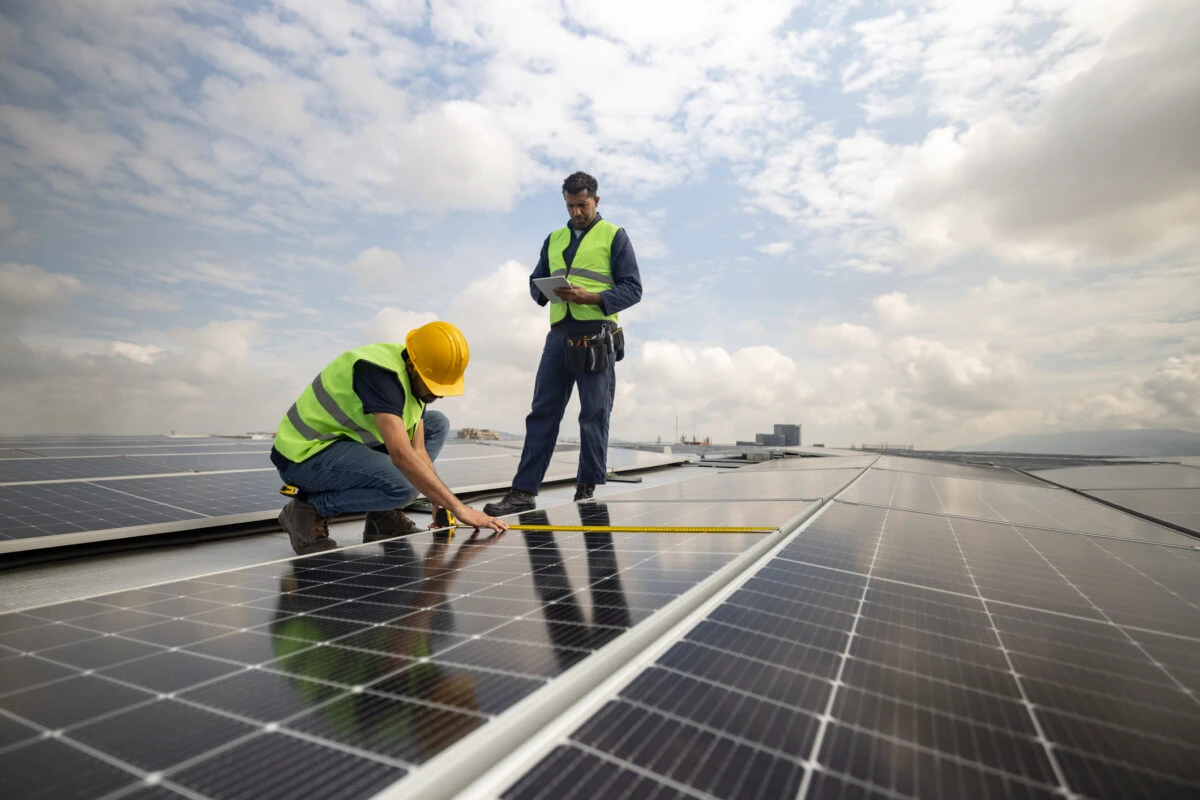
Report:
482,489,536,516
363,508,421,543
574,483,595,502
279,499,338,555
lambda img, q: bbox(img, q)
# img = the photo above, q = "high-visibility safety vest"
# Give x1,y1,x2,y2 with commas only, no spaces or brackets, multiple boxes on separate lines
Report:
273,344,424,464
548,219,620,325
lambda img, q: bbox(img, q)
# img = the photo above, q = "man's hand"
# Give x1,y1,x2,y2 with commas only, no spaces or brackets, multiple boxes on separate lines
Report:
554,285,601,305
455,507,509,533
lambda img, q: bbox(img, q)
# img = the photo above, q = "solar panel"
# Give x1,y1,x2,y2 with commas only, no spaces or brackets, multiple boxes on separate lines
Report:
601,469,856,502
0,450,41,460
839,469,1194,545
0,456,194,483
129,452,276,472
0,443,687,554
0,513,774,799
1034,463,1200,490
739,455,879,471
0,481,205,540
1090,489,1200,533
874,454,1046,485
499,496,1200,800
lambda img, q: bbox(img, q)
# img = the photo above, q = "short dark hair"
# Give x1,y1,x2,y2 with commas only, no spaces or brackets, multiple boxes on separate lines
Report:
562,171,598,197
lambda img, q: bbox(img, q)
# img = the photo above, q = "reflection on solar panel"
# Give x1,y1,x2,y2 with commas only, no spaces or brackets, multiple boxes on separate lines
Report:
839,469,1194,546
498,497,1200,800
1034,463,1200,491
0,437,687,553
2,451,1197,800
604,469,856,502
1031,462,1200,536
0,511,777,800
873,454,1046,485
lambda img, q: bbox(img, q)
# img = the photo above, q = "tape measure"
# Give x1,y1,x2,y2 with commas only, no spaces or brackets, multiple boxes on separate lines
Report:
505,525,773,534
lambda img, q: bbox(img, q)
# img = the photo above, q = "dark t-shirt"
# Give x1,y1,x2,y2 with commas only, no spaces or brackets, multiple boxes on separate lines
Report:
271,361,415,470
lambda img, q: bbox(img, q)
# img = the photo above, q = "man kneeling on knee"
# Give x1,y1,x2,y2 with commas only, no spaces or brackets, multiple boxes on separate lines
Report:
270,321,507,555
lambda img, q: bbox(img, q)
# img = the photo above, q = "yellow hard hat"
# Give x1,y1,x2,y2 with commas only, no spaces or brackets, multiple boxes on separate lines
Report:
406,321,469,396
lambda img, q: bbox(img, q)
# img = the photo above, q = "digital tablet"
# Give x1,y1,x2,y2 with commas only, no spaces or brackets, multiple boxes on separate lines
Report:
532,275,573,303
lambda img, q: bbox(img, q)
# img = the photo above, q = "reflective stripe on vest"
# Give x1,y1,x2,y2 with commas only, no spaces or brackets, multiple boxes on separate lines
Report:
273,343,425,463
548,219,620,325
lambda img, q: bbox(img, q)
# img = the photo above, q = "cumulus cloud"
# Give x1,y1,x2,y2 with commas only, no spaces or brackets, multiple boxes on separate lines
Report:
873,292,919,325
893,1,1200,263
1142,354,1200,417
349,246,406,287
0,263,82,316
889,337,1026,412
812,322,878,350
362,307,439,344
759,241,794,256
107,341,165,364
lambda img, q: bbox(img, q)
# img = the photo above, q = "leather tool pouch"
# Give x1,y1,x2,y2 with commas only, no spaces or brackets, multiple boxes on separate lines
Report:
564,321,616,374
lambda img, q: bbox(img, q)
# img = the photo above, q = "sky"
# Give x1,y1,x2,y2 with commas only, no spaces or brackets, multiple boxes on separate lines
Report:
1,0,1197,448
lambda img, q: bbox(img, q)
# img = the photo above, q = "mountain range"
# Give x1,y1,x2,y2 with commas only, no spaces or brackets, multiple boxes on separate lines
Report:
953,429,1200,457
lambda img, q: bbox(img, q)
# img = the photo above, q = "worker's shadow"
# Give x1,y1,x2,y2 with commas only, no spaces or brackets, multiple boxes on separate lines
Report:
518,504,632,672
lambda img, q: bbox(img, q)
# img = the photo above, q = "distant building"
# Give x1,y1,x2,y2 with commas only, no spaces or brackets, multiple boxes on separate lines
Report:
774,424,801,447
457,427,501,441
738,422,801,448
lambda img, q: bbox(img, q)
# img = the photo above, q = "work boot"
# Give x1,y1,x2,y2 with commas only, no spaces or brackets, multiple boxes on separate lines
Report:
482,489,536,516
279,499,338,555
574,483,595,502
363,508,421,543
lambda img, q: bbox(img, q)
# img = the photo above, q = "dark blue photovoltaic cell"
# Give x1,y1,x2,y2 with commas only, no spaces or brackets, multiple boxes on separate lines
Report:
0,520,768,799
839,469,1193,545
505,489,1200,800
132,452,274,472
0,456,193,483
0,482,202,539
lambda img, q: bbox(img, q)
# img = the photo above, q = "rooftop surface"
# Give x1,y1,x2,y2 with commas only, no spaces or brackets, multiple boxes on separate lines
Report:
0,438,1197,799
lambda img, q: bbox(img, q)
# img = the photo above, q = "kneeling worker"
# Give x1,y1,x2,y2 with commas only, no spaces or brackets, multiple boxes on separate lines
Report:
271,321,508,555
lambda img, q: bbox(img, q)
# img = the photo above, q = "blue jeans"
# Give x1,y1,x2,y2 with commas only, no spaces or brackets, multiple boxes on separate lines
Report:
513,329,615,493
277,410,449,517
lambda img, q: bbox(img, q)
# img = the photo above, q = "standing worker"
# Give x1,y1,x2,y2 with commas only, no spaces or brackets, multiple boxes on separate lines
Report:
271,321,508,555
484,171,642,515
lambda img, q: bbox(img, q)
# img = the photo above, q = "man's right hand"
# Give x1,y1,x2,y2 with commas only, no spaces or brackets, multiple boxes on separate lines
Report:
455,507,509,533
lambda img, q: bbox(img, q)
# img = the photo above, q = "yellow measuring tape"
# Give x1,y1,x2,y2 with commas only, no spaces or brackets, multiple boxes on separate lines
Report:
504,524,774,534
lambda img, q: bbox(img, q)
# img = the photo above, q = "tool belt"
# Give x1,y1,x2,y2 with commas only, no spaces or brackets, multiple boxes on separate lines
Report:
563,320,624,374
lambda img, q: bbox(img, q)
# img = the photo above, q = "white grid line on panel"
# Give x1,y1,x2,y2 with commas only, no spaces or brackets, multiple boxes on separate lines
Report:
1086,539,1200,615
766,548,1200,648
833,497,1194,550
1007,526,1200,710
0,467,276,488
934,497,1077,799
795,484,893,800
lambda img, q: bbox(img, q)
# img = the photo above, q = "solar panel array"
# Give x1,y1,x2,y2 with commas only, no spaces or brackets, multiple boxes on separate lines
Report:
496,459,1200,800
1,450,1197,800
0,502,779,800
0,436,686,553
1033,462,1200,536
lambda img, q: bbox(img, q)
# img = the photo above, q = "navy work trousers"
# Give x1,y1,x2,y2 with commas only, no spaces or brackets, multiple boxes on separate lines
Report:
276,410,449,517
513,328,615,493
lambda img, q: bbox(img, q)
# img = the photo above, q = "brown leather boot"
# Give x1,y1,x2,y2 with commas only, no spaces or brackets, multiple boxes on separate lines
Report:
279,499,338,555
363,508,421,543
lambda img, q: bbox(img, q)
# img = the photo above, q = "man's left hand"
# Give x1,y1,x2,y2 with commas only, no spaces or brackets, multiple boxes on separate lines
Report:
554,286,600,305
